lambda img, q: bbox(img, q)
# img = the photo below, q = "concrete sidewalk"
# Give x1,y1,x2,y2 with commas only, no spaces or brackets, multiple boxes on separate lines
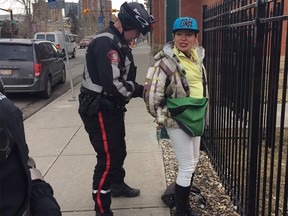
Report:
23,44,170,215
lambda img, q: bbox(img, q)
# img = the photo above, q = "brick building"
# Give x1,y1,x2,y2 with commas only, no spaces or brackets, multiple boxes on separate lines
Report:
150,0,218,53
150,0,287,56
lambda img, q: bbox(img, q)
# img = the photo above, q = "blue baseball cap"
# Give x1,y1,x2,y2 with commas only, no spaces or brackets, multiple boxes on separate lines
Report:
173,17,199,33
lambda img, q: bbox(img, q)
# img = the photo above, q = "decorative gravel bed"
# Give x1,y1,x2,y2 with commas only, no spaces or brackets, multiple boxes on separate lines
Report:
159,139,240,216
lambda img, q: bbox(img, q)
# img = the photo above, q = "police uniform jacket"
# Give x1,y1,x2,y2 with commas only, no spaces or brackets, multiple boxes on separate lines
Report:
81,21,143,104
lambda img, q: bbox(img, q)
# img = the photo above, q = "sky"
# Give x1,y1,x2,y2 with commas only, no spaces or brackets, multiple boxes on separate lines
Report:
0,0,144,15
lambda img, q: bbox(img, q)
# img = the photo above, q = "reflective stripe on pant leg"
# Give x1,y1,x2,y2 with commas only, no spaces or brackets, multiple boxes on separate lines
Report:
96,111,111,214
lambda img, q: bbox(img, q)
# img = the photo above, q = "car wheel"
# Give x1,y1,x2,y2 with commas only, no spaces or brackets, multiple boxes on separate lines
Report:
40,77,52,99
59,67,66,84
72,49,76,58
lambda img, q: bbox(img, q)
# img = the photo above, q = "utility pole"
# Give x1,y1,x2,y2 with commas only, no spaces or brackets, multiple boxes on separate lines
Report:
0,8,14,37
9,9,15,37
48,0,76,101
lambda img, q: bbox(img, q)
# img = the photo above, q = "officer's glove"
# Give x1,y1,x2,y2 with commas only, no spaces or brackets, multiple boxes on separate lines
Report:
132,84,144,98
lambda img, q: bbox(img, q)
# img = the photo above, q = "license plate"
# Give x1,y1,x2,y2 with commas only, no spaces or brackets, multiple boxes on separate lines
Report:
0,69,12,75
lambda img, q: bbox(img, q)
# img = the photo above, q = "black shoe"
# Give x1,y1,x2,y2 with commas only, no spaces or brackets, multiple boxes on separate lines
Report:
95,211,113,216
111,182,140,197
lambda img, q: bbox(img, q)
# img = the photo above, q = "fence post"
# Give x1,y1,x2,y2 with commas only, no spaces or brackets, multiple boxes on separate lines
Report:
202,5,207,49
246,0,265,215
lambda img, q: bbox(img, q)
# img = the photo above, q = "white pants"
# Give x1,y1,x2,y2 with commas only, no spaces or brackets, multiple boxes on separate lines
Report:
166,127,201,187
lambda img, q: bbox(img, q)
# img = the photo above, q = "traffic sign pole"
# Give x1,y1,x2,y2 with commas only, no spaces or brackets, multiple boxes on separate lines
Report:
48,0,76,101
98,16,103,30
59,9,76,101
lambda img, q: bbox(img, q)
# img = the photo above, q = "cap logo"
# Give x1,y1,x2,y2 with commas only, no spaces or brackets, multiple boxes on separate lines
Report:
180,18,193,28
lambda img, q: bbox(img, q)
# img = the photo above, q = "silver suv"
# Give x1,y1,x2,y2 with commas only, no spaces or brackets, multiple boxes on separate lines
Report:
0,39,66,99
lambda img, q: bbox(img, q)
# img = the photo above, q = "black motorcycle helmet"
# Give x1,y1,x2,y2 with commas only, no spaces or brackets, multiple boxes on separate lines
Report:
118,2,155,36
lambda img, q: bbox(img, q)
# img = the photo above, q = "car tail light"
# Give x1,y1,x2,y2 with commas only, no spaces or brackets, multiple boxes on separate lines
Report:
34,63,42,76
56,44,60,49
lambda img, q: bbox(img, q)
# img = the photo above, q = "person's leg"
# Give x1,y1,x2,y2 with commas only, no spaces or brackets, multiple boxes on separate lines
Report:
166,127,194,187
110,112,140,197
191,136,201,175
166,127,200,216
190,136,201,192
80,111,117,215
81,109,139,215
109,112,126,183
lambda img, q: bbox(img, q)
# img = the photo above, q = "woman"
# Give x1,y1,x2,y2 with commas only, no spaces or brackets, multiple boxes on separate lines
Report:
145,17,208,216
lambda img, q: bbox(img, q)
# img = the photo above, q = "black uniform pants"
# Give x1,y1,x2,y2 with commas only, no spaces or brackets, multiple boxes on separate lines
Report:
79,109,127,213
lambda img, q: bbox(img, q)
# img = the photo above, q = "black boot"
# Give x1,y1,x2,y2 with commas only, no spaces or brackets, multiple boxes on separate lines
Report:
190,174,206,207
111,182,140,197
175,184,200,216
190,173,201,194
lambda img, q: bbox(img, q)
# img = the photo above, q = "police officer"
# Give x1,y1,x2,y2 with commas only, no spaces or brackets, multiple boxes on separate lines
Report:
78,2,155,216
0,77,61,216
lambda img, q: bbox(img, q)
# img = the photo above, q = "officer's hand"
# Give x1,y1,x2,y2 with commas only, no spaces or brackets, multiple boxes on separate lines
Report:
132,84,144,98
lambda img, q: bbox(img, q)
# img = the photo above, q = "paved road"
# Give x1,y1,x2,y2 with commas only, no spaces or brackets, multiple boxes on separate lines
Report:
9,43,156,121
9,48,86,120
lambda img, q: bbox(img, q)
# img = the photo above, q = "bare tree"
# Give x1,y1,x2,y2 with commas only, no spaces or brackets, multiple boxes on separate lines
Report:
15,0,35,38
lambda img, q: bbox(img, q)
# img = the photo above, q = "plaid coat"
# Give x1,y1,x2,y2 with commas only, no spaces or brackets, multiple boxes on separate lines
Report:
143,41,208,128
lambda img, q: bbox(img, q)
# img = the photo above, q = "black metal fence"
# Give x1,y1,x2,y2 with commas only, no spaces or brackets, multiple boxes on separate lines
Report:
202,0,288,215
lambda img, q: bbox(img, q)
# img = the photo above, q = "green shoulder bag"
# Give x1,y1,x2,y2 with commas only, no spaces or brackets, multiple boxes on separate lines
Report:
166,97,208,137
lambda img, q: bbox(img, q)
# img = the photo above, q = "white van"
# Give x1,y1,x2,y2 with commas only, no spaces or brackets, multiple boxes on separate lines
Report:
34,31,76,59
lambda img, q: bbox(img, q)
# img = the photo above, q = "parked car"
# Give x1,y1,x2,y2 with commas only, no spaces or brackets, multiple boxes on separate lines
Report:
0,38,66,99
79,38,91,49
34,31,76,59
